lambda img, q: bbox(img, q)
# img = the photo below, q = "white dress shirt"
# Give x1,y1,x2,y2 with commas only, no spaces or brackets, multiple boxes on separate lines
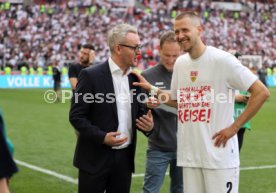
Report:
109,57,132,149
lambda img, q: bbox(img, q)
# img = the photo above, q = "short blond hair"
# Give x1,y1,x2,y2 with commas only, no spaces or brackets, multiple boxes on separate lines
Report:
175,11,201,26
159,31,177,49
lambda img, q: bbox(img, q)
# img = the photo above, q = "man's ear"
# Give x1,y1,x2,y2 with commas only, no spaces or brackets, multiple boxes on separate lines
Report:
114,44,122,55
197,25,203,35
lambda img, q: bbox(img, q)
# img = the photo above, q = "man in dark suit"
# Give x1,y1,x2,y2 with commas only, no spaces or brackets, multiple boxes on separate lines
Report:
69,23,153,193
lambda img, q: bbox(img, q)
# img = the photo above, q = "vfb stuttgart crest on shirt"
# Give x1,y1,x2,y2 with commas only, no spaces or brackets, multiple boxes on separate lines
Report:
190,71,198,82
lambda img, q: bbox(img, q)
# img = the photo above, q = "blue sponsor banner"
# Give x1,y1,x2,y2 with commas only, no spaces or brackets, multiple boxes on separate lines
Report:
267,76,276,87
1,75,275,88
0,75,71,89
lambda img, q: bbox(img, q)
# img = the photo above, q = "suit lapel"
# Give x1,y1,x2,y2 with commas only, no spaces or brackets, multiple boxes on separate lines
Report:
101,61,118,119
128,73,137,128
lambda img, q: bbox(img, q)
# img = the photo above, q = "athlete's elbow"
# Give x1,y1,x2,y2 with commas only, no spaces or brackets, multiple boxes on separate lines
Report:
262,88,270,101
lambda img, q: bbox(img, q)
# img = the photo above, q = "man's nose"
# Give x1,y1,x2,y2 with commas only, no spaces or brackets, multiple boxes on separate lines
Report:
135,49,142,55
177,31,185,39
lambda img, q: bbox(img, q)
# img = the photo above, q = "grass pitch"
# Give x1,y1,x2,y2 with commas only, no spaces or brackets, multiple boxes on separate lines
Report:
0,88,275,193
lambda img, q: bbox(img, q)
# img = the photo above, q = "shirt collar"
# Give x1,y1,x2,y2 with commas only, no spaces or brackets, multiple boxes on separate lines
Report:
109,57,132,76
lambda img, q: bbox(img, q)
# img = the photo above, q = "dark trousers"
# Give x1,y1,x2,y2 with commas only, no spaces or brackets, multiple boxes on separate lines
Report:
78,147,132,193
237,128,246,152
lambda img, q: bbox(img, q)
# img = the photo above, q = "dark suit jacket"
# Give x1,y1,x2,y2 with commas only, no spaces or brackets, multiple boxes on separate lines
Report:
69,61,148,174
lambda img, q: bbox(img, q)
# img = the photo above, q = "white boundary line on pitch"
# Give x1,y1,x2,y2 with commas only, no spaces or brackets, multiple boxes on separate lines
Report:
15,159,276,184
240,165,276,171
15,160,78,184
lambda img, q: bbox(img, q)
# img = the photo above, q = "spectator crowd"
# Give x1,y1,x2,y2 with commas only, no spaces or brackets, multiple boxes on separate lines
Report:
0,0,275,72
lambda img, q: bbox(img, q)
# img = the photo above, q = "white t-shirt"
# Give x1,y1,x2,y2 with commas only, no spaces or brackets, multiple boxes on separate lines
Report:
171,46,257,169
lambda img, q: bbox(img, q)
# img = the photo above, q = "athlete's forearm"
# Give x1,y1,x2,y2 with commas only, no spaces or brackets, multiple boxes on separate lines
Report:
156,89,178,108
233,80,270,132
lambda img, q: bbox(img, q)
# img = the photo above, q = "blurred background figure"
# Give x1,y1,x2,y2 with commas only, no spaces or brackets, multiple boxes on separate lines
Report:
0,111,18,193
68,44,95,92
68,43,95,136
52,60,61,102
234,90,252,151
229,50,252,152
257,64,268,87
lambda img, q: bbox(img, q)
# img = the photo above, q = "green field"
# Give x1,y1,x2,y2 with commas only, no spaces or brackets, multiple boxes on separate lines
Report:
0,88,275,193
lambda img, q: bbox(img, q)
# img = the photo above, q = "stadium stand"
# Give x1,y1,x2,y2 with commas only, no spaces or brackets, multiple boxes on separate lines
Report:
0,0,275,72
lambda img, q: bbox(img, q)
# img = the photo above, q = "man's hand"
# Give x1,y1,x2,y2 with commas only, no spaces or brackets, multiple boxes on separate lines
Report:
136,110,153,132
147,97,160,109
132,71,152,91
103,131,128,147
235,94,249,103
212,124,238,148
